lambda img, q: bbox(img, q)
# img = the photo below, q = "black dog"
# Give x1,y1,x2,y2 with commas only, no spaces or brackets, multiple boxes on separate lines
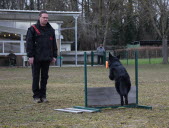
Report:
108,53,131,106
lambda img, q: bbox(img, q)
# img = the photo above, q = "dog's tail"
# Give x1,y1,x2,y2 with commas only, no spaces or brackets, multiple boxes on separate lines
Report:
119,76,131,96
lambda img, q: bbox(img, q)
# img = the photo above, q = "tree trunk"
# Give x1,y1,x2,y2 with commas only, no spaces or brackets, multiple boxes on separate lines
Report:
30,0,34,10
81,0,84,18
162,36,168,64
37,0,40,10
103,17,109,48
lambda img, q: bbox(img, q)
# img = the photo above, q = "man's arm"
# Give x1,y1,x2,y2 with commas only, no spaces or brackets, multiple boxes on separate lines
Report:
26,27,35,57
26,27,35,64
50,30,57,63
52,31,58,61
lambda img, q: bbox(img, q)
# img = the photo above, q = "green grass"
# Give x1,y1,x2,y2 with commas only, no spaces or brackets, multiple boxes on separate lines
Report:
121,58,163,65
0,64,169,128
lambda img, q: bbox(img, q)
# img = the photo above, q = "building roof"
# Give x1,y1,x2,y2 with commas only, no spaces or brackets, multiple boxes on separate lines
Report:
0,9,81,22
0,9,81,35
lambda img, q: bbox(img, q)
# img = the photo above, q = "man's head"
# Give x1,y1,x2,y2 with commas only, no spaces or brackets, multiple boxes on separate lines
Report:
39,10,48,26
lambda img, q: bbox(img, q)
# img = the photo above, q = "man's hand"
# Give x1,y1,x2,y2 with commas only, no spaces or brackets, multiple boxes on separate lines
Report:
51,57,56,63
28,57,34,65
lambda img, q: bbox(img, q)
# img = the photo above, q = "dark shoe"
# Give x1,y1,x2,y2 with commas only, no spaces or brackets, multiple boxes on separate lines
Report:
41,98,49,103
34,98,41,103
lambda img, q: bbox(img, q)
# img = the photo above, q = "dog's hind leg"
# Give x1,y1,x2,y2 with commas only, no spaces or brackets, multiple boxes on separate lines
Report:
124,95,128,105
120,95,124,106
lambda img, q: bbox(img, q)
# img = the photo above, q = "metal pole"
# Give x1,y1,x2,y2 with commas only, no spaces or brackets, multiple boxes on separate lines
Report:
134,50,153,109
60,52,62,67
3,41,4,53
57,23,62,67
58,24,62,55
126,51,128,65
91,51,94,66
149,51,151,64
135,51,138,105
20,34,24,53
103,51,106,65
74,15,78,66
84,52,88,107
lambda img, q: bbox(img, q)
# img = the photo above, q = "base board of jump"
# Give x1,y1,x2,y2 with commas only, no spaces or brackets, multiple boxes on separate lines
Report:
54,105,152,113
74,105,152,110
135,105,152,109
93,104,152,109
54,107,101,113
87,86,137,106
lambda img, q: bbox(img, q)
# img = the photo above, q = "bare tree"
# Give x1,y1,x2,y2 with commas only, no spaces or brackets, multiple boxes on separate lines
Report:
141,0,169,64
70,0,78,11
1,0,168,53
102,0,118,47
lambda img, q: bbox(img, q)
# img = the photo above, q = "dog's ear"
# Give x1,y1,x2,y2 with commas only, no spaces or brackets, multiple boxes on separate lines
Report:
117,55,120,59
109,52,113,58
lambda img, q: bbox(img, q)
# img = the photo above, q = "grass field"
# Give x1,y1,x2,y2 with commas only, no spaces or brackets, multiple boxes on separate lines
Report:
121,58,163,65
0,64,169,128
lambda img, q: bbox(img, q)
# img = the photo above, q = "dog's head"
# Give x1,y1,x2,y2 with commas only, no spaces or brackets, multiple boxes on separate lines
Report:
108,53,121,80
108,53,121,68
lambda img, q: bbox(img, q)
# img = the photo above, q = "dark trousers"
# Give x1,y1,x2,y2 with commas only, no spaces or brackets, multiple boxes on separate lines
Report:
97,55,104,65
31,60,50,99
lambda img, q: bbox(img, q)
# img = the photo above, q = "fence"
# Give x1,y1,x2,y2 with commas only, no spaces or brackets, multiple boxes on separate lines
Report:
88,47,168,65
114,47,167,59
0,40,26,55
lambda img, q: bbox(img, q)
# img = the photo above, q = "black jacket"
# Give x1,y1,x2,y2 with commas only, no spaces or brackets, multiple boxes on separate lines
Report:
26,20,57,61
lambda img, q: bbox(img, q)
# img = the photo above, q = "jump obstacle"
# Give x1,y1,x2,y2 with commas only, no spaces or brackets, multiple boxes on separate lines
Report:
55,51,152,113
74,51,152,111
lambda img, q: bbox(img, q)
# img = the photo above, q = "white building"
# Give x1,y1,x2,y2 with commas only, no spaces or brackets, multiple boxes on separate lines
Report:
0,9,80,66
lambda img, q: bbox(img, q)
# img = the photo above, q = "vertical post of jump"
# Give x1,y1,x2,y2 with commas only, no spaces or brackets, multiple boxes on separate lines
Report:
135,50,138,105
134,50,152,109
126,50,128,65
84,52,88,107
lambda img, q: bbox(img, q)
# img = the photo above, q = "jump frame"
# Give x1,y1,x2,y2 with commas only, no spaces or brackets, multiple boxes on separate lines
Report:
74,51,152,111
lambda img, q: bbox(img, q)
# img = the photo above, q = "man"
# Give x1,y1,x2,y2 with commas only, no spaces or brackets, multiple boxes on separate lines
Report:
97,44,105,65
26,10,57,103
